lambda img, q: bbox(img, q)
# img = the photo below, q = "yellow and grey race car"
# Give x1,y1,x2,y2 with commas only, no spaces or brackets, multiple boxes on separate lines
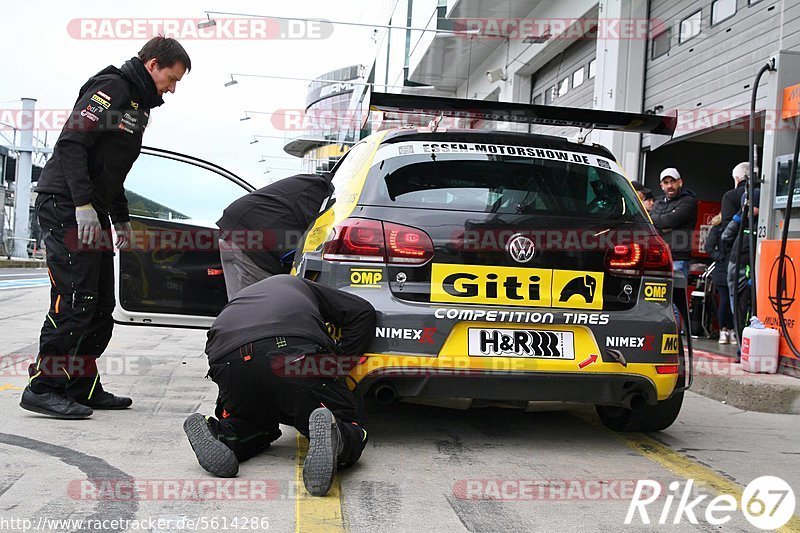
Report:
114,93,690,432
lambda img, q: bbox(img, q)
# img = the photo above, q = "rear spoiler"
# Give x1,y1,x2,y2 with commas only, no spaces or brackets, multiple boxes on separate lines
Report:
367,91,676,138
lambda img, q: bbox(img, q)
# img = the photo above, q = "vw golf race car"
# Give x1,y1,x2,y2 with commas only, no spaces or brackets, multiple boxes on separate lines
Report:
113,94,690,433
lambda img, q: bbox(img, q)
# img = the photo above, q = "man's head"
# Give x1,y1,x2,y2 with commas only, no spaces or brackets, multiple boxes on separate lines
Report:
732,162,749,185
138,36,191,96
640,188,655,212
659,168,683,200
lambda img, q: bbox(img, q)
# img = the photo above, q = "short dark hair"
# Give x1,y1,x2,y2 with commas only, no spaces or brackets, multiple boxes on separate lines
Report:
642,188,654,201
138,36,191,72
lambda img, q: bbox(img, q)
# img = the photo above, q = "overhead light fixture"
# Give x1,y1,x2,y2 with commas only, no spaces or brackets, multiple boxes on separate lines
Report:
240,113,251,121
198,14,216,29
249,137,258,144
523,32,551,44
486,68,507,83
224,75,238,87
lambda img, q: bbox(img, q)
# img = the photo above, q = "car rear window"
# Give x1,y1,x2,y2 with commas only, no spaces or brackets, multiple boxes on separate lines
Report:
362,147,645,221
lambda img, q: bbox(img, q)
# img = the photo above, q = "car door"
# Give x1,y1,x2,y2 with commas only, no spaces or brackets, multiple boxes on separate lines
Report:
112,147,254,328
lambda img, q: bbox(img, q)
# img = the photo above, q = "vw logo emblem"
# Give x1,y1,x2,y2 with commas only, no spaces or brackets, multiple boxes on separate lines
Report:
507,234,535,263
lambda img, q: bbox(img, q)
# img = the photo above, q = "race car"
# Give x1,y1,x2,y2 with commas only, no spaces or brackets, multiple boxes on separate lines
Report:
113,94,691,432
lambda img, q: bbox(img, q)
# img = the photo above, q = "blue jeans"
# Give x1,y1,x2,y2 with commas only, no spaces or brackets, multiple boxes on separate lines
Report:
673,260,690,280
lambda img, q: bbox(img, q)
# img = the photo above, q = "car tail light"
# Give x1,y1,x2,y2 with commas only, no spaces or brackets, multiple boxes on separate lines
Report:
384,222,434,264
605,235,672,277
323,218,433,265
656,364,679,374
643,235,673,276
323,218,385,261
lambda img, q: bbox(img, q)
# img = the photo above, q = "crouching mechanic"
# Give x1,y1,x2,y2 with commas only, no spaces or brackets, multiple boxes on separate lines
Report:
183,275,376,496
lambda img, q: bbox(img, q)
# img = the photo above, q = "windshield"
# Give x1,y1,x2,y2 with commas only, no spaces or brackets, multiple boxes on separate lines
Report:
362,144,645,221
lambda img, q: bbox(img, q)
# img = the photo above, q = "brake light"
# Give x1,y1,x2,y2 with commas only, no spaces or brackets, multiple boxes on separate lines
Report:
605,235,672,277
323,218,433,264
323,219,385,261
656,365,679,374
607,243,642,274
384,222,434,264
643,235,673,275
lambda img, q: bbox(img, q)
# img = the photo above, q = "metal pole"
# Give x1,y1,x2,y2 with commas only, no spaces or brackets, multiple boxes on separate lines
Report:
12,97,35,259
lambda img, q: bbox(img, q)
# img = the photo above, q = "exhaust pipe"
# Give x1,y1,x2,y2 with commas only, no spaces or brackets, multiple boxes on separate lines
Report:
374,383,398,405
621,393,646,411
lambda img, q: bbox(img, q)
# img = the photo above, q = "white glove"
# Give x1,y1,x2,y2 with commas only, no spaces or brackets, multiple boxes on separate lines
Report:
114,221,133,249
75,204,101,245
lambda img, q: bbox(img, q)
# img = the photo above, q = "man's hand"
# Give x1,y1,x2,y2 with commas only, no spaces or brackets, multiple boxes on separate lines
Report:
114,221,133,249
75,204,101,245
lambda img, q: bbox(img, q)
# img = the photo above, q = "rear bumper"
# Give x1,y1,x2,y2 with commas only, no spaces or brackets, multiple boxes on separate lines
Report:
356,368,666,406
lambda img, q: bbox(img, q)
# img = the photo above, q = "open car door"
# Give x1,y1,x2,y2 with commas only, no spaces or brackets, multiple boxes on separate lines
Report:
112,147,255,328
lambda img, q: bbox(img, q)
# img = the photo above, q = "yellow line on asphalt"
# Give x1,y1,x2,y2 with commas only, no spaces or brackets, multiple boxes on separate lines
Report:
577,413,800,533
295,433,346,532
0,384,23,391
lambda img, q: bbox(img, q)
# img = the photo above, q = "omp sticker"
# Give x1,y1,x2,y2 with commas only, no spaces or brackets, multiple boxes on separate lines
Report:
552,271,604,310
644,281,669,302
661,334,679,354
90,94,111,109
430,264,605,310
350,268,383,287
431,264,553,307
373,141,624,175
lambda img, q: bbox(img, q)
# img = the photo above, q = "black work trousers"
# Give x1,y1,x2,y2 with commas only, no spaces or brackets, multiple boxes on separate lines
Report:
28,193,115,402
208,337,367,465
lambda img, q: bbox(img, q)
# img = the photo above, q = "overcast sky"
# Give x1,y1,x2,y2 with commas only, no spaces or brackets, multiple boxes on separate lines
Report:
0,0,396,187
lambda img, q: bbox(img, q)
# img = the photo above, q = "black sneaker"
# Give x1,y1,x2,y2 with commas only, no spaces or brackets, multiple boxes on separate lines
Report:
183,413,239,478
80,390,132,410
20,387,93,419
303,407,342,496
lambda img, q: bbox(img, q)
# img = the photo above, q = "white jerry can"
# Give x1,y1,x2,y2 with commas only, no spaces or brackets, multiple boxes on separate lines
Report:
741,317,781,374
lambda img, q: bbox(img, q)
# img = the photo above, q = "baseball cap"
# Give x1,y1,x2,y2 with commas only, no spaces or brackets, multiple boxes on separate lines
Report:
660,168,681,181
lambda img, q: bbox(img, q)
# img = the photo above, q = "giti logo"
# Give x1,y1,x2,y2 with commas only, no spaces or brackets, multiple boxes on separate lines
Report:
430,264,604,309
661,334,679,354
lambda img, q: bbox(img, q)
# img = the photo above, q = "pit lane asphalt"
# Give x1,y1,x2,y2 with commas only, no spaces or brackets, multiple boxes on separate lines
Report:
1,284,798,532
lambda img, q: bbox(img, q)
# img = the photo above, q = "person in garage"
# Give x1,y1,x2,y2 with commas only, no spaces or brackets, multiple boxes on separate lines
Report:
721,162,749,228
216,173,334,300
650,168,698,279
183,274,375,496
20,37,191,419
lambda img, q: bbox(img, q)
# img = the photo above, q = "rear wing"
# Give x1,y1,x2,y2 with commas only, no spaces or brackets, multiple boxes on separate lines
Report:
367,91,676,139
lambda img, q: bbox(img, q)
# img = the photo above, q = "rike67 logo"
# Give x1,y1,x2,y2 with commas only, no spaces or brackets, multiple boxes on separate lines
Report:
626,476,796,530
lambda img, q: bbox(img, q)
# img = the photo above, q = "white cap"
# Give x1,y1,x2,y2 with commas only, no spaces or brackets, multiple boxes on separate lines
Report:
732,162,749,181
660,168,681,181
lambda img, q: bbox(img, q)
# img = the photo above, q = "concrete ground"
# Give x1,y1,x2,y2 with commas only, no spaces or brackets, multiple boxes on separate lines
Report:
1,272,799,532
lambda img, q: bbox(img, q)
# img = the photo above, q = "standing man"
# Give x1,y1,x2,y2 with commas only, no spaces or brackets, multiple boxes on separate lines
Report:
20,37,191,419
650,168,698,279
721,162,749,228
183,275,375,496
216,173,333,299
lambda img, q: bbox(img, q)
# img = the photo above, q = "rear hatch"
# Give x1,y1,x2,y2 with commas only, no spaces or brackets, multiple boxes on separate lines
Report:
325,135,672,311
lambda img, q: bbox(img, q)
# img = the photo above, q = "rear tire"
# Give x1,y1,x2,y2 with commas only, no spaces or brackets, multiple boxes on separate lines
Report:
596,392,684,432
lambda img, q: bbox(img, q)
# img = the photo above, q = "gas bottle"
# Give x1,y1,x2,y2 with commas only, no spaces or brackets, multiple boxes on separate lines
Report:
741,317,780,373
